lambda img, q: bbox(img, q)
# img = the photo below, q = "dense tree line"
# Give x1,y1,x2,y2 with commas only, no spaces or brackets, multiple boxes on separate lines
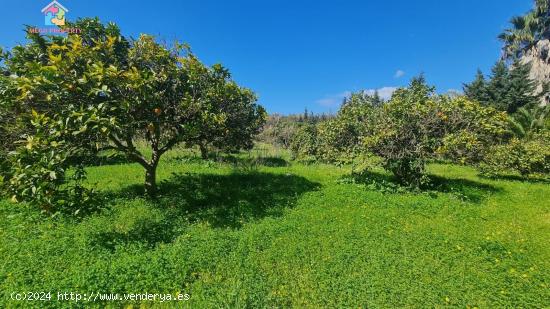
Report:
260,63,549,185
463,61,543,113
258,112,333,148
277,77,516,186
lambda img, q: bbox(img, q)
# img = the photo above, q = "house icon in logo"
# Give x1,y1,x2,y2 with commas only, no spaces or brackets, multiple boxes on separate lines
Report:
41,1,69,26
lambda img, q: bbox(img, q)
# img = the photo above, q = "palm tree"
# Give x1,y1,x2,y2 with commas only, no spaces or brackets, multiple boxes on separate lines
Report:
499,0,549,59
508,104,549,138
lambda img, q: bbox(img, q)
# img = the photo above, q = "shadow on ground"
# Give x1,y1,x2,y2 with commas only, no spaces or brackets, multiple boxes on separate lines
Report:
478,173,549,184
92,172,319,250
345,170,501,203
157,172,318,227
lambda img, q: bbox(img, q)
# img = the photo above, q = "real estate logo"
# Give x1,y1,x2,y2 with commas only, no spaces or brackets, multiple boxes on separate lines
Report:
29,1,80,34
41,0,68,26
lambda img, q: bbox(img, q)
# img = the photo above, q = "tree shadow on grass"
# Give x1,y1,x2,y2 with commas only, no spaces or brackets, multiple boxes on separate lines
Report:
428,174,501,203
478,173,549,184
344,170,501,203
93,172,320,250
154,172,318,228
92,215,176,251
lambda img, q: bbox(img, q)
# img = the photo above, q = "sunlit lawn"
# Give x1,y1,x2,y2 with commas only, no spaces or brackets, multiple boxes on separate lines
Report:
1,146,549,308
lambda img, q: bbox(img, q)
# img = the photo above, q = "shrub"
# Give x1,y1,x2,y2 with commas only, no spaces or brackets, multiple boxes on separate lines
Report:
435,96,510,164
289,123,318,163
365,77,508,187
289,92,380,164
258,115,301,149
317,92,379,163
363,77,437,187
480,131,550,179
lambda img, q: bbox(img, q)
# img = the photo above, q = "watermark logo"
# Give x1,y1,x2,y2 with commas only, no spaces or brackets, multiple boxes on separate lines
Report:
29,1,81,34
41,1,68,26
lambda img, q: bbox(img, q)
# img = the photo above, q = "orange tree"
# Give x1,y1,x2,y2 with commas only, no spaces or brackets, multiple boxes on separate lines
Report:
2,19,264,212
364,77,508,187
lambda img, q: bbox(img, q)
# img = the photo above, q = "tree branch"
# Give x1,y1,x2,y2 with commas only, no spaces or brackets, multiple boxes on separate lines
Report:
109,133,149,167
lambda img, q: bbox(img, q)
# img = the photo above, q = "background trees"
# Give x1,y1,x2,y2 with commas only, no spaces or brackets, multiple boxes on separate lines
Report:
499,0,549,105
463,60,541,113
184,66,266,159
280,77,510,187
1,18,265,211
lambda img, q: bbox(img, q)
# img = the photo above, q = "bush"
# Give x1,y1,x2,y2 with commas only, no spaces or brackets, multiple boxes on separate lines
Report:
289,92,380,164
289,123,318,163
480,131,550,179
286,77,508,187
365,77,508,187
362,77,437,187
435,96,510,164
317,93,379,163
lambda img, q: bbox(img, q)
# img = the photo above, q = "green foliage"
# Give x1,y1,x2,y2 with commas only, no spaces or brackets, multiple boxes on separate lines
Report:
285,77,507,187
504,61,540,113
366,78,508,187
325,92,379,160
486,61,511,109
183,63,266,158
5,109,97,213
364,79,434,187
289,92,380,164
289,123,318,163
464,61,541,113
481,131,550,179
0,49,22,192
508,104,550,138
499,0,550,59
463,69,490,103
259,115,302,148
259,113,333,150
2,18,264,208
435,96,510,164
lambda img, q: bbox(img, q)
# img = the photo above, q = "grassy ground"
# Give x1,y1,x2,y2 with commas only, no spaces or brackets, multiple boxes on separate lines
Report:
1,146,549,308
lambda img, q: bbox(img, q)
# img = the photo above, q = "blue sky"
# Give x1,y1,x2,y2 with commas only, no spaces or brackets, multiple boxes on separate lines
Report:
0,0,534,114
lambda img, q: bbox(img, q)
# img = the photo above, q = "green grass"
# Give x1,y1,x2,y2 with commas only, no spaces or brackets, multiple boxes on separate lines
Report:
1,146,549,308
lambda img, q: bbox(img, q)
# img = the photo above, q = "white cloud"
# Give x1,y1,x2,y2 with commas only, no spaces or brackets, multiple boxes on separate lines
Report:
316,91,351,107
394,70,405,78
364,87,398,100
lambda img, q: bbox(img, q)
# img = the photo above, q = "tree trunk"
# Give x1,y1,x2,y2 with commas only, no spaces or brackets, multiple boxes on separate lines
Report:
199,143,208,159
144,164,157,197
144,151,160,198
